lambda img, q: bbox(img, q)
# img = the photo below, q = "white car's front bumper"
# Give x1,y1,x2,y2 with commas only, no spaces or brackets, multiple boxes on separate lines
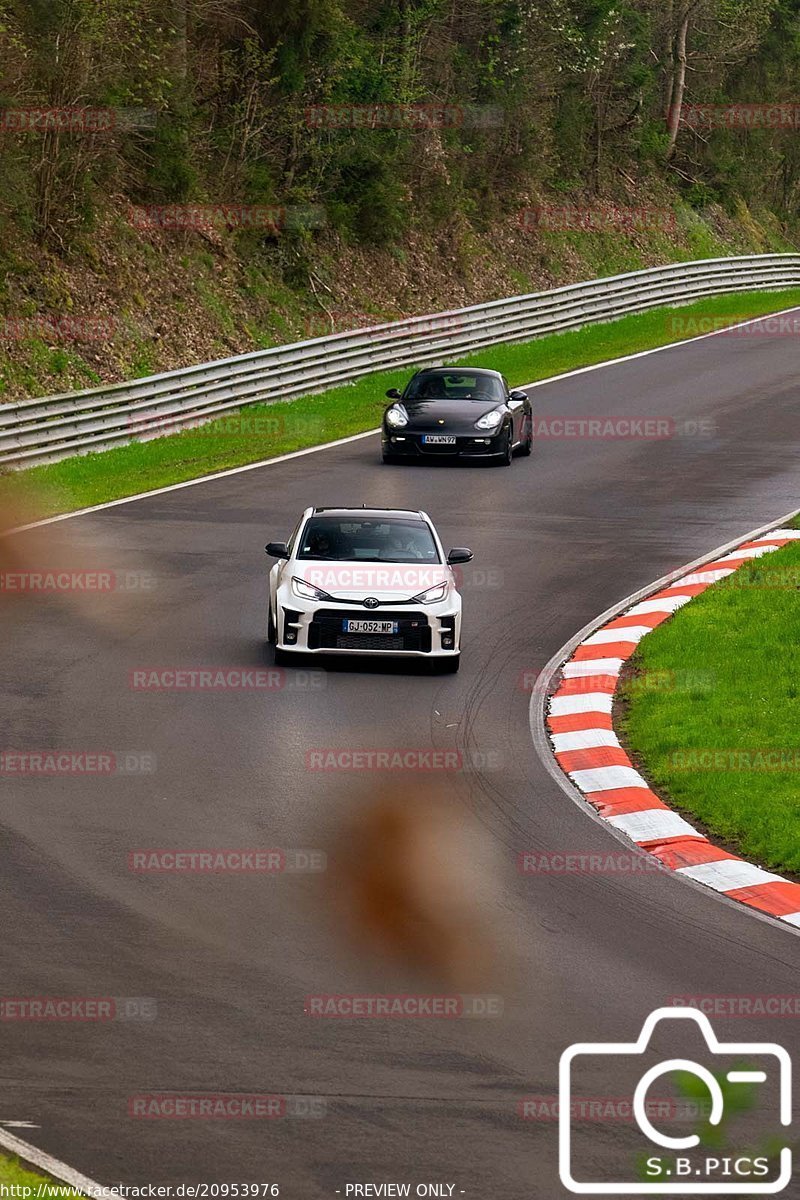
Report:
273,592,461,658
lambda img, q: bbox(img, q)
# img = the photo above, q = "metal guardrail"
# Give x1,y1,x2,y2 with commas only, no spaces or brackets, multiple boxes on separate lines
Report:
1,254,799,469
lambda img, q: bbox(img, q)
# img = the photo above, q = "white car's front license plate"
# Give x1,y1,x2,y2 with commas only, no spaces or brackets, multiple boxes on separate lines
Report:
342,619,399,634
422,434,456,445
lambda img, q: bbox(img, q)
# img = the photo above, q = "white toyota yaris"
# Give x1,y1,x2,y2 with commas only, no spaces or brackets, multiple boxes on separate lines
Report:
265,507,472,672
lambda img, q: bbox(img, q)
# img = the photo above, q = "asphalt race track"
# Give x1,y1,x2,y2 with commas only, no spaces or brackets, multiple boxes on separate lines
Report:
2,315,799,1198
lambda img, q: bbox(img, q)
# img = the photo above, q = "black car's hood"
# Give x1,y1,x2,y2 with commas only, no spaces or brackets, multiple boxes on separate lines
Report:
397,397,507,430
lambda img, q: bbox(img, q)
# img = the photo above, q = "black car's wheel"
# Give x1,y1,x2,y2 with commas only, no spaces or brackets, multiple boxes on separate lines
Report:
382,451,401,464
498,429,514,466
519,418,533,456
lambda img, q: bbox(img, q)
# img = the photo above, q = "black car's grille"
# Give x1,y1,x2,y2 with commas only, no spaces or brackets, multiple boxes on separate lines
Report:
308,610,431,652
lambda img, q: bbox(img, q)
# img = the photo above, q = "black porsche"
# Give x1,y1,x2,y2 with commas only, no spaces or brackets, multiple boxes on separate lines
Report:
380,366,533,465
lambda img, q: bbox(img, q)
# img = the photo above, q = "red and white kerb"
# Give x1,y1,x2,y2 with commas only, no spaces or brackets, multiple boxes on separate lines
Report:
547,528,800,929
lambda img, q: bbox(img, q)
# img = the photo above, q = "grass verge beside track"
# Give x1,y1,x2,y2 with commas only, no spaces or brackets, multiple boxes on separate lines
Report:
618,514,800,877
0,1154,78,1197
2,288,800,521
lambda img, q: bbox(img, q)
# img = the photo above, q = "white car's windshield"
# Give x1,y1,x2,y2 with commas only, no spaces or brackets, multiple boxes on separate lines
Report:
298,517,440,563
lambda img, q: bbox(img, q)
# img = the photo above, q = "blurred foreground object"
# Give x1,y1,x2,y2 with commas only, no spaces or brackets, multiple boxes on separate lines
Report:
329,785,510,990
1,482,159,633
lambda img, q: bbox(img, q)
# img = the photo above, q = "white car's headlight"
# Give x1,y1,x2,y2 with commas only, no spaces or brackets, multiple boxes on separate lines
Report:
410,581,449,604
386,404,409,428
474,408,504,431
292,576,331,601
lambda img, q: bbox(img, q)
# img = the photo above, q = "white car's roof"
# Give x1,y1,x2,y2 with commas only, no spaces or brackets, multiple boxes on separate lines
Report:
310,507,429,521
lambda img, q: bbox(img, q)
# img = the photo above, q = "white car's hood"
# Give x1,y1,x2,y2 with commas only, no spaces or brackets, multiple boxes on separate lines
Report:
291,558,449,601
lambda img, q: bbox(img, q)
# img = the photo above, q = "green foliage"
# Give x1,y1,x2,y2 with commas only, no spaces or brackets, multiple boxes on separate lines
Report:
0,0,798,248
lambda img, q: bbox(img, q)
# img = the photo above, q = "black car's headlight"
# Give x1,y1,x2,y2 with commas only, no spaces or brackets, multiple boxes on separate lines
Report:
385,404,409,429
474,408,504,432
291,576,332,601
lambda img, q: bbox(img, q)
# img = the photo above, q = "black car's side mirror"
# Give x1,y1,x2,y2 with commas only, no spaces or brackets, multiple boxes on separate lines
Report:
386,388,402,400
509,389,528,403
447,547,473,565
265,541,290,559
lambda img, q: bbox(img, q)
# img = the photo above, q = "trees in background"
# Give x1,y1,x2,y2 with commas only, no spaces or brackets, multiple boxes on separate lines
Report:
0,0,797,247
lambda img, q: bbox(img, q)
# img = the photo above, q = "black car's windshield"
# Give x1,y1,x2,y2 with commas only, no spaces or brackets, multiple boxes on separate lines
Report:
405,372,505,402
297,517,441,563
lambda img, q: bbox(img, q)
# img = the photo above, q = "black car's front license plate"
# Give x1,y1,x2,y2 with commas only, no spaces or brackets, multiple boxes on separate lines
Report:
342,619,399,634
422,434,456,445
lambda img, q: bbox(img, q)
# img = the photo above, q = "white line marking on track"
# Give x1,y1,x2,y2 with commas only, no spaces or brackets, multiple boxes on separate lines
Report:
0,1125,110,1197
